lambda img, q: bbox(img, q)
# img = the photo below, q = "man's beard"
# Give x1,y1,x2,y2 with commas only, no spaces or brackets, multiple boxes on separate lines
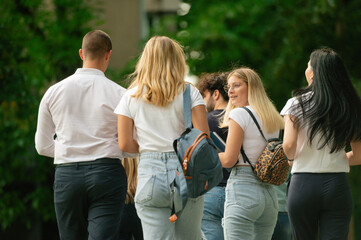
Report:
206,98,215,113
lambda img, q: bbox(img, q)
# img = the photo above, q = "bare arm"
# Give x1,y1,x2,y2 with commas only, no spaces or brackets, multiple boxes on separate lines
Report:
191,105,210,136
117,115,139,153
283,115,299,166
347,141,361,166
219,119,243,168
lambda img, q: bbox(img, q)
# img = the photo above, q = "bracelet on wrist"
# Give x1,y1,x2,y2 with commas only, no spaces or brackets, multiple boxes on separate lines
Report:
288,159,294,162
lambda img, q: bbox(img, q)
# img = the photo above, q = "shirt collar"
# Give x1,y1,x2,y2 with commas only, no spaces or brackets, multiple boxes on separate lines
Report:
75,68,105,76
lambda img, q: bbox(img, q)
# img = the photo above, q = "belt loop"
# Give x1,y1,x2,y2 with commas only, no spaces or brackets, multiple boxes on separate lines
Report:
76,162,79,169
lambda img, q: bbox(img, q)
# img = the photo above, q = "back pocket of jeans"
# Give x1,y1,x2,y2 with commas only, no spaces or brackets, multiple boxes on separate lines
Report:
135,175,155,204
228,182,260,208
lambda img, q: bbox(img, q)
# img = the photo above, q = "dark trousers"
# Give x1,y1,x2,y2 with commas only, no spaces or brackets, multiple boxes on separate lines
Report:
272,212,292,240
54,160,127,240
119,203,143,240
287,173,353,240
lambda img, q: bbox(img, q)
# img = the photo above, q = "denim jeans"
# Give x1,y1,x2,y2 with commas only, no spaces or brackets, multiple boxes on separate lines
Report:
135,152,204,240
223,166,278,240
201,186,225,240
271,212,291,240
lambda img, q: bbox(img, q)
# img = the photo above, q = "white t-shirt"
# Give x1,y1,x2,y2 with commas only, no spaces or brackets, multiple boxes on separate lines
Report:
35,68,128,164
281,96,349,173
114,84,205,153
229,106,279,166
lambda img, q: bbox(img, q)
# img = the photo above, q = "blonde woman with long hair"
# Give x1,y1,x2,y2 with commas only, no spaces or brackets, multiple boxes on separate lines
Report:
114,36,209,240
119,158,143,240
219,67,284,240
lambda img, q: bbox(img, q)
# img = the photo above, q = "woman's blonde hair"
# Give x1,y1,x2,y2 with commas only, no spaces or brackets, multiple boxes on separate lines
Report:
129,36,186,106
220,67,284,133
121,158,139,204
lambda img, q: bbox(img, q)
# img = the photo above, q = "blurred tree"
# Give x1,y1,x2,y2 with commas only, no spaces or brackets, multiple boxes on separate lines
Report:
151,0,361,106
147,0,361,238
0,0,98,238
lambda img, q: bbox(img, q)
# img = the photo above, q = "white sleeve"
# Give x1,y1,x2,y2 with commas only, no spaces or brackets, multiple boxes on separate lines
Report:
229,108,249,131
190,85,205,108
35,90,55,157
114,90,132,118
280,97,298,116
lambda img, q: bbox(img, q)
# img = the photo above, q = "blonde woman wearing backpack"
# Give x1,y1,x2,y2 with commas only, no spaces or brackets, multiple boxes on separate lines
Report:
114,36,209,240
219,67,284,240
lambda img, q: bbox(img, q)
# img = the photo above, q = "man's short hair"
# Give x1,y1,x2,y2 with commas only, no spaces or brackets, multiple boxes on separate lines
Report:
82,30,112,60
197,72,229,101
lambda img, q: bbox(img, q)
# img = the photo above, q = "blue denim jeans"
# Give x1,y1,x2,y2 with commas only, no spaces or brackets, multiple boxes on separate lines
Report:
135,152,204,240
201,186,225,240
271,212,291,240
223,166,278,240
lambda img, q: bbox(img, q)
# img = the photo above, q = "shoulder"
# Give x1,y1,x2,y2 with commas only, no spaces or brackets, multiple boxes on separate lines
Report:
282,92,313,113
229,107,253,127
207,110,223,121
187,84,205,107
280,97,298,116
208,109,224,116
121,87,138,102
125,87,138,97
103,76,125,91
230,107,249,117
187,83,202,96
44,75,72,96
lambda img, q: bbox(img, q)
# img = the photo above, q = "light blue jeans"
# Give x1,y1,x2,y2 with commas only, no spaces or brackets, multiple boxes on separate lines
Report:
223,166,278,240
201,186,225,240
135,152,204,240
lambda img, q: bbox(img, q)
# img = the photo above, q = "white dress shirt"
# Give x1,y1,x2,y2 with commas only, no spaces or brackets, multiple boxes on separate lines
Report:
35,68,128,164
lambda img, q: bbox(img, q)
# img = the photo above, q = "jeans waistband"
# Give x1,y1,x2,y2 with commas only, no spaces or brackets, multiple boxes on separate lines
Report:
56,158,121,167
231,165,255,175
140,152,177,161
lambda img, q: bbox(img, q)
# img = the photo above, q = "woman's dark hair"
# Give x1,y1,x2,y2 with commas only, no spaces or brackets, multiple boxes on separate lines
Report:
290,48,361,153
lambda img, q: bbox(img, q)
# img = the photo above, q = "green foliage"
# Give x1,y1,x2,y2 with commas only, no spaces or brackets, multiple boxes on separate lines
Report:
0,0,97,232
150,0,361,107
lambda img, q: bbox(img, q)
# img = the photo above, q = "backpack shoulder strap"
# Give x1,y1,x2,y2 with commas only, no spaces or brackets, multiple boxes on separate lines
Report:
183,84,192,129
241,107,267,142
240,107,265,169
278,129,284,140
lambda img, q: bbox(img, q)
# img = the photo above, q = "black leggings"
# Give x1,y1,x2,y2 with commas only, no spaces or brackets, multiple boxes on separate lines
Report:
287,173,353,240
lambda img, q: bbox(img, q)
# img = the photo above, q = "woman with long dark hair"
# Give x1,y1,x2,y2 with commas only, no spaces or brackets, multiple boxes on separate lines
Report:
281,48,361,239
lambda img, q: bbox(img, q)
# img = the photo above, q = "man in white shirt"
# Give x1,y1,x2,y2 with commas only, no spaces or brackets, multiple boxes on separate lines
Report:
35,30,127,240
